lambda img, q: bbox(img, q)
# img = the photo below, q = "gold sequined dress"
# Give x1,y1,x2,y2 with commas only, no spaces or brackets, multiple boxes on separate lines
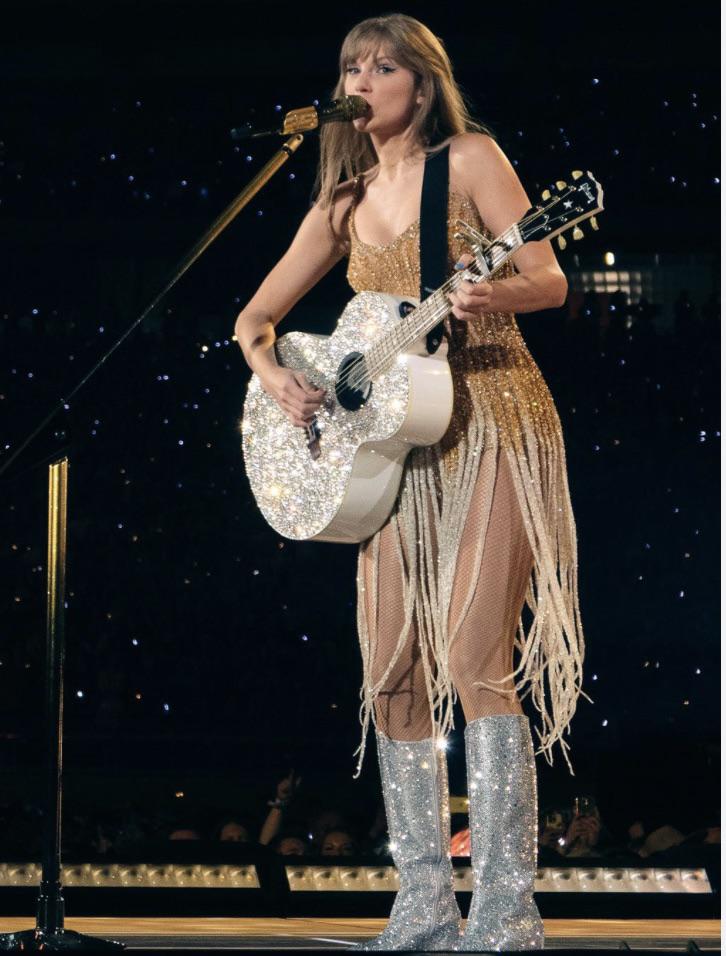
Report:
346,179,590,779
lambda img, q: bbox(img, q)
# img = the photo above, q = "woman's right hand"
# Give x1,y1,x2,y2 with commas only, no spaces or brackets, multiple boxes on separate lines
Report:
260,366,326,428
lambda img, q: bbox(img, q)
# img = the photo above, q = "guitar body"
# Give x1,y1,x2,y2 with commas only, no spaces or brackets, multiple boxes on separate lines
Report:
242,169,604,544
242,291,454,543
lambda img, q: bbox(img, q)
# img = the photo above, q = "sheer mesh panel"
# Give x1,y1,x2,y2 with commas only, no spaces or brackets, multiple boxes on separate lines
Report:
360,495,438,740
359,445,532,740
447,447,532,720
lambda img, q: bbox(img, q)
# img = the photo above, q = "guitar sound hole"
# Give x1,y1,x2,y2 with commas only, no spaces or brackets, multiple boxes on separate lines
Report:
335,351,372,411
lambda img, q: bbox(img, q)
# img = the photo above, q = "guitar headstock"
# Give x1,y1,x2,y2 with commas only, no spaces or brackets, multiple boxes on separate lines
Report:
518,170,604,250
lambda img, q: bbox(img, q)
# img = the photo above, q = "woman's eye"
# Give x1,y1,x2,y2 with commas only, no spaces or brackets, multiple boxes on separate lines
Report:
345,64,395,74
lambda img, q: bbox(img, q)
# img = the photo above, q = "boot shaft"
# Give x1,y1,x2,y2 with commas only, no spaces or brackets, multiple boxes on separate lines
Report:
376,732,454,868
458,715,544,951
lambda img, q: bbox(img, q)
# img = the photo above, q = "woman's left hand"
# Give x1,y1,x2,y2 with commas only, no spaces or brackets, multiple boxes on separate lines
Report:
447,254,494,322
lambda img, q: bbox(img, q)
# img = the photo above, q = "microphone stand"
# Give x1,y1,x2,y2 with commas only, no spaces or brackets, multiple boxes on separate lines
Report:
0,131,305,953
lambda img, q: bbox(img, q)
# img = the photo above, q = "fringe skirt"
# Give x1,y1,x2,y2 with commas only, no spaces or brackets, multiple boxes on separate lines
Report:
352,336,593,779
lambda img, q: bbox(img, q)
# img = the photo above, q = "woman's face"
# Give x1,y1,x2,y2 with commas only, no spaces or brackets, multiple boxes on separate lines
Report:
278,836,306,856
343,45,421,137
321,829,356,856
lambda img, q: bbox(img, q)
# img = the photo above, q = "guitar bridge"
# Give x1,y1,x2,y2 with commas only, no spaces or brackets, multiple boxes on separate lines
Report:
305,417,322,460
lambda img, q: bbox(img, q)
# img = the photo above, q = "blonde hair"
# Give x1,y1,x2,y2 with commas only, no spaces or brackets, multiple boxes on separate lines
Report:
315,13,494,209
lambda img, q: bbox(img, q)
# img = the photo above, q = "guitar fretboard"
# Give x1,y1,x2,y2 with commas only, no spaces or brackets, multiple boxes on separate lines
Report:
363,223,522,382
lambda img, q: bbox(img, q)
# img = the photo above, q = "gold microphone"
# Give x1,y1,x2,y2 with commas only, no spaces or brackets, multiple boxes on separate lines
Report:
231,96,369,140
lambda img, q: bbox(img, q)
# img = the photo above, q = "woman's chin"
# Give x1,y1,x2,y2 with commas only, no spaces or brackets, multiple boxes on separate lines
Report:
353,116,371,132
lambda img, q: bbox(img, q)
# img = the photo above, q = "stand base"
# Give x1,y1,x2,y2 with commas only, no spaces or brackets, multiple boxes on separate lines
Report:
0,929,125,951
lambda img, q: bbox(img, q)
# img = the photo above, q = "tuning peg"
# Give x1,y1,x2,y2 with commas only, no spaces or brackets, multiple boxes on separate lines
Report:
556,180,567,190
572,226,584,240
541,188,551,200
571,170,584,180
589,216,599,230
557,235,567,250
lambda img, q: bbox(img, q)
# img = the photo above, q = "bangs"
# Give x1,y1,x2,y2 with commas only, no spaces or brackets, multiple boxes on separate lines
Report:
316,14,492,212
339,25,399,71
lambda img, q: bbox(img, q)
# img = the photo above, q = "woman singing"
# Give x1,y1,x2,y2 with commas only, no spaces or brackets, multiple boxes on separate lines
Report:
235,14,590,952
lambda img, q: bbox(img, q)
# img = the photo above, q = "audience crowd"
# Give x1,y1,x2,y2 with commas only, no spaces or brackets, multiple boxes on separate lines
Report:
0,766,719,862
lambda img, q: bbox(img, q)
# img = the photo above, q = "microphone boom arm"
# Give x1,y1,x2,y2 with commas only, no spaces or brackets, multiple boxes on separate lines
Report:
0,132,305,480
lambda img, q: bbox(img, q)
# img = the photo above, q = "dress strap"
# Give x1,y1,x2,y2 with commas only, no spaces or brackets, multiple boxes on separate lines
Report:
347,174,365,244
420,145,451,353
352,173,365,206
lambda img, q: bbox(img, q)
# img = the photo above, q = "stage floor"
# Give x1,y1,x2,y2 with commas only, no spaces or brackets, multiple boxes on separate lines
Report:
0,917,720,951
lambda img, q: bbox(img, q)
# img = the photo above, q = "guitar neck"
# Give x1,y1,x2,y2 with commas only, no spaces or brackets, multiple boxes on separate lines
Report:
366,222,523,379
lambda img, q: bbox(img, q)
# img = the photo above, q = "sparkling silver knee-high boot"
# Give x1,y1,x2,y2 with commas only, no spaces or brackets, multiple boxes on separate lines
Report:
352,731,462,951
457,715,545,952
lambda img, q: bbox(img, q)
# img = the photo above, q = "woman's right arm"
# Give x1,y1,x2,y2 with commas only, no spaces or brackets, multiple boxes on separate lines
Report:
235,186,353,427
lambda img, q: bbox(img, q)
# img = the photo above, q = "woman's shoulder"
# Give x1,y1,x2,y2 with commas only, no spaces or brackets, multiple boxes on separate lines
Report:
448,131,505,172
447,132,518,204
308,176,362,252
324,173,371,214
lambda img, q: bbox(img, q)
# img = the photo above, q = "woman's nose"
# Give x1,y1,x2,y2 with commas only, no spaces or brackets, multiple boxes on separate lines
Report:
353,72,372,92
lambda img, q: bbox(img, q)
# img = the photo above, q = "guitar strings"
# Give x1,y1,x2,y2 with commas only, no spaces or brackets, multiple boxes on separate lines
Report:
342,223,518,391
339,223,518,393
340,190,591,392
335,192,586,395
339,192,566,391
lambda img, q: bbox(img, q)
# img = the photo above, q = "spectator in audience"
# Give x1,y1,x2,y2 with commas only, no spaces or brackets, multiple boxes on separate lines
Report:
536,796,619,858
537,805,570,859
215,816,251,842
627,821,685,857
168,826,202,840
272,832,309,856
559,803,604,857
309,808,349,852
625,818,720,857
321,827,358,856
451,826,471,857
259,769,302,846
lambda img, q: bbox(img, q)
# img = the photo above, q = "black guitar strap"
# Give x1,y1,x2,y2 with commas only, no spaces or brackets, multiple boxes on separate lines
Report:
419,144,450,354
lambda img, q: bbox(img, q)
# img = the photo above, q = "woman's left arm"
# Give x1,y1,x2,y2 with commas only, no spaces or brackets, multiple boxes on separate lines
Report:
449,133,568,319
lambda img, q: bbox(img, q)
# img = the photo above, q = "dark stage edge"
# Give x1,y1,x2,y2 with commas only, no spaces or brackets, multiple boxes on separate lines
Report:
114,938,721,952
0,921,720,953
0,918,721,956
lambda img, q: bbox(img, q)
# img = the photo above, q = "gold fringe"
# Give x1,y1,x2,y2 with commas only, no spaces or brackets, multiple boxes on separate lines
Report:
352,352,593,780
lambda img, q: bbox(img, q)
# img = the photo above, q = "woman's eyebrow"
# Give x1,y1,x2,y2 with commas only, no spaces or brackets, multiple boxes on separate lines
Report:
346,53,396,64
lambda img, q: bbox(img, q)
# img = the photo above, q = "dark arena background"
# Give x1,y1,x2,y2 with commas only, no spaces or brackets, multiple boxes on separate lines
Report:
0,0,720,952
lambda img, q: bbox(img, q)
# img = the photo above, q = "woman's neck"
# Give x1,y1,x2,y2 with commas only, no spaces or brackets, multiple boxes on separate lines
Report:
369,128,426,183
